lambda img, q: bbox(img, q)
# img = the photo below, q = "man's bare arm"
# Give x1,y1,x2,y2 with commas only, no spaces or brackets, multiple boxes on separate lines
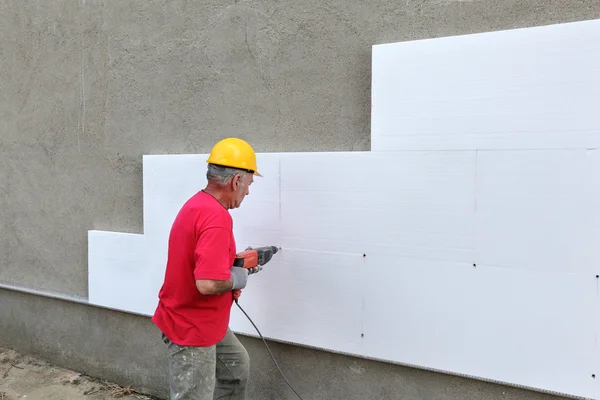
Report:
195,267,248,296
195,278,234,295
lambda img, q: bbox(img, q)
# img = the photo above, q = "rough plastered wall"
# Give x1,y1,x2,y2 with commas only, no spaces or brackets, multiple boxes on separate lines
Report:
1,1,599,399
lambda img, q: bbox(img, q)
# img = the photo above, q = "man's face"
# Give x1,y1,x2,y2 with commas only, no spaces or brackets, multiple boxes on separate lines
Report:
229,172,253,209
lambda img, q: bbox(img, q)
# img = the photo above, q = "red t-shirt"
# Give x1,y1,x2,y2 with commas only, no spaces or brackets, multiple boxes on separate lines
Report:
151,190,236,347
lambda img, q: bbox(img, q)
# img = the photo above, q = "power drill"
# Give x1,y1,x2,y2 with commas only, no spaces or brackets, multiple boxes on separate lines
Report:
232,246,280,300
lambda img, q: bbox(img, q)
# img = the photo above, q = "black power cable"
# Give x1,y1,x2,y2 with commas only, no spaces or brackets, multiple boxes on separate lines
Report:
235,299,304,400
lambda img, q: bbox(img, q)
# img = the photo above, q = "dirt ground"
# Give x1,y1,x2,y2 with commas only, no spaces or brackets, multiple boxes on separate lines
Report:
0,347,158,400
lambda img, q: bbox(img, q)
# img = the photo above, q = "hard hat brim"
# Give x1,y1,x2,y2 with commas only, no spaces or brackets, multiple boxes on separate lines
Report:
208,162,262,177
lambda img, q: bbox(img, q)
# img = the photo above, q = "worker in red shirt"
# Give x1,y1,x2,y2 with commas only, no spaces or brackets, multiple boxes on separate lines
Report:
152,137,262,400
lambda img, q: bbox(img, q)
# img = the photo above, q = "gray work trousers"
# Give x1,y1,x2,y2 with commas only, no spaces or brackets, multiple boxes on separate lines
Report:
163,328,250,400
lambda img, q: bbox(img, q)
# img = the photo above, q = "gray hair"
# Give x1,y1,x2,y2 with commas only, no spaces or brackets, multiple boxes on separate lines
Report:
206,163,248,189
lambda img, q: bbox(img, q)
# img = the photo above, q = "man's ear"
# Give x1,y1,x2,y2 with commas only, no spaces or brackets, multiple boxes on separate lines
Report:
232,173,242,191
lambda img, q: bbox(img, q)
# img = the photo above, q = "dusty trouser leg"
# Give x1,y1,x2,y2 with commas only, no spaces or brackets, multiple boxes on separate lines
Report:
166,335,217,400
213,328,250,400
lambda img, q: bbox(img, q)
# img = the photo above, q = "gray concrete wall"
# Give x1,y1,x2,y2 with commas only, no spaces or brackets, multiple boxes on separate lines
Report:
1,0,599,399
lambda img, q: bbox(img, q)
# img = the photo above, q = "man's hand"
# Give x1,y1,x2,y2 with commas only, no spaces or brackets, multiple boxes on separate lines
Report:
230,266,249,290
247,265,262,275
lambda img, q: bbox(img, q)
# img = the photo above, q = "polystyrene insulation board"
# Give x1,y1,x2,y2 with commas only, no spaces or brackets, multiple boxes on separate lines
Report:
228,248,366,355
593,150,600,400
278,151,475,262
371,18,600,152
87,231,148,315
362,257,597,398
475,149,600,275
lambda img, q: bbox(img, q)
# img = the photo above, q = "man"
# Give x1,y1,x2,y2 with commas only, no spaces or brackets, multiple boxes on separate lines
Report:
152,137,262,400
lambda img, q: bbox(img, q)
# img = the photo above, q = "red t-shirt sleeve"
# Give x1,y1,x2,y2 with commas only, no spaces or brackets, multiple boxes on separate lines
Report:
194,227,232,281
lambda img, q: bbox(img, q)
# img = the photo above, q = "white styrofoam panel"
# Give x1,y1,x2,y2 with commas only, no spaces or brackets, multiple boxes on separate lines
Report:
362,257,597,399
280,190,473,248
475,149,600,275
371,19,600,151
280,151,476,263
229,153,282,246
596,288,600,400
583,148,600,399
592,148,600,399
87,230,150,315
280,151,475,193
230,248,365,355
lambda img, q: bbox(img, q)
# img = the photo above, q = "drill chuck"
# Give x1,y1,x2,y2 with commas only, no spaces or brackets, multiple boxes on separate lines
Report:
257,245,279,266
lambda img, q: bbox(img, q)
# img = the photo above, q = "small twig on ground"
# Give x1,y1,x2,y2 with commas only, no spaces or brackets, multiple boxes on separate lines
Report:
83,387,101,396
7,360,23,369
90,381,148,399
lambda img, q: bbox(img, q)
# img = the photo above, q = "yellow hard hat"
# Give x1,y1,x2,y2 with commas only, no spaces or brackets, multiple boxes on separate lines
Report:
206,137,262,176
